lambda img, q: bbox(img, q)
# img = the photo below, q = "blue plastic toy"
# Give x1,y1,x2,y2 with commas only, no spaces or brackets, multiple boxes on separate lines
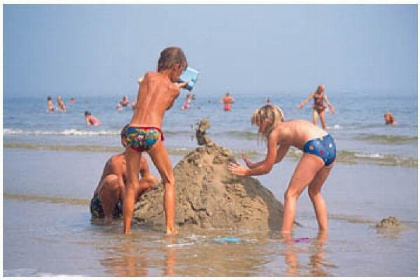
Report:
213,237,242,243
179,67,199,91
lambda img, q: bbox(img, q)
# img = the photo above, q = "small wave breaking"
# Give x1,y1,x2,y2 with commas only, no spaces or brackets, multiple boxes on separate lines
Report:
4,128,119,136
357,134,418,144
4,142,417,168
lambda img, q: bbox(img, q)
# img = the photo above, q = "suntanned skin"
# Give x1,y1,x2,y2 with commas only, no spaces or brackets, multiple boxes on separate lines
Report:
124,65,188,235
94,136,158,223
57,96,67,112
228,119,333,234
221,94,235,111
297,85,335,130
85,115,101,126
384,113,397,125
47,99,54,113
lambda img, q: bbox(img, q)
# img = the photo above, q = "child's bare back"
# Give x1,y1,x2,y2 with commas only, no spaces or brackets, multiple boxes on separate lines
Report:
100,154,126,181
272,119,329,150
130,71,181,128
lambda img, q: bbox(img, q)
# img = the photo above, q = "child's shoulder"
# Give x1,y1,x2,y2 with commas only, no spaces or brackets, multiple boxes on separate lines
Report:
145,71,168,79
109,153,125,166
143,71,169,85
279,119,318,133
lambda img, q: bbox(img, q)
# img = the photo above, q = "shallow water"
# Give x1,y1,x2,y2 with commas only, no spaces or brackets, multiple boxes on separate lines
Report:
3,198,417,277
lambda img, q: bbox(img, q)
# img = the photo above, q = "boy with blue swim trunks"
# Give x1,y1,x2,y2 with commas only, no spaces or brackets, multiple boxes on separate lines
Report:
228,104,336,236
123,47,189,235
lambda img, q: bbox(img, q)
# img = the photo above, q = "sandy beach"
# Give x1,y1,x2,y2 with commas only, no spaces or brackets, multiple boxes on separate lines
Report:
4,3,418,277
3,147,417,277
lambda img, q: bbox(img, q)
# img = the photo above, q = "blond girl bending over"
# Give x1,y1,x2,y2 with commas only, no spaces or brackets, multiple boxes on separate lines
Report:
228,104,336,234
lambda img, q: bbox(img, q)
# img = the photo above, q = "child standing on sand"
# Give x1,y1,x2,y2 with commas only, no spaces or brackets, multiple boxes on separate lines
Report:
123,47,189,235
228,104,336,234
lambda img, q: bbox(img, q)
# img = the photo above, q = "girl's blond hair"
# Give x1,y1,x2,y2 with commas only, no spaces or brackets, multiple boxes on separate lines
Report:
251,104,285,139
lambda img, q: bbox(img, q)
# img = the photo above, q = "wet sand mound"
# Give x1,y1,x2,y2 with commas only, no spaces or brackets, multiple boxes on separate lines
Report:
133,119,284,231
376,216,403,229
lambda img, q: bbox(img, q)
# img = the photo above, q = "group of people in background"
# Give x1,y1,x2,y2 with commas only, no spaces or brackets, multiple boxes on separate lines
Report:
48,81,396,132
116,95,136,111
47,95,67,113
47,95,102,126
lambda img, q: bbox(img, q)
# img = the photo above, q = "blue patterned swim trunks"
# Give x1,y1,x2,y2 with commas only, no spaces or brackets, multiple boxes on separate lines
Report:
303,134,336,166
125,126,164,153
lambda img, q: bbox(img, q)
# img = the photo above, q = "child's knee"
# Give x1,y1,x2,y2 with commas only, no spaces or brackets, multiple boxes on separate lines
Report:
308,188,320,199
103,175,120,191
284,189,301,201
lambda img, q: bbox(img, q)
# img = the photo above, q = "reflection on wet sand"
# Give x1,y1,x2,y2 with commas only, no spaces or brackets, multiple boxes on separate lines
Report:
173,244,270,276
99,233,178,277
95,226,338,277
163,236,177,276
100,238,149,276
282,231,337,276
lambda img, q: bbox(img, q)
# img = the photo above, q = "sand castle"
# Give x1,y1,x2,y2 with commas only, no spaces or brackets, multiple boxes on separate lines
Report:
133,119,284,232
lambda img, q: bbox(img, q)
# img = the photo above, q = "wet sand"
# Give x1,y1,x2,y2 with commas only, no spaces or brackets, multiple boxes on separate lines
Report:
3,148,418,276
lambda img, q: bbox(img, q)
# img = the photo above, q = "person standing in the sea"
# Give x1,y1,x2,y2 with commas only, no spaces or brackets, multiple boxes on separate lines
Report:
181,94,192,111
47,96,54,113
297,84,335,130
220,91,235,111
57,96,67,112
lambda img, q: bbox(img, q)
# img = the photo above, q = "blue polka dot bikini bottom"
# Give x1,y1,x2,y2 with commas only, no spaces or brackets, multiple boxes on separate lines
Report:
303,134,336,166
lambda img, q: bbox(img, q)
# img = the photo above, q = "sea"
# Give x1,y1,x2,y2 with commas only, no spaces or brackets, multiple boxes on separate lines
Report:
3,90,418,277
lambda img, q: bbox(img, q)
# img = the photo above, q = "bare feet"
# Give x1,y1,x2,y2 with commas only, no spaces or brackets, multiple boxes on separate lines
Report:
103,216,113,225
166,226,179,235
281,231,293,242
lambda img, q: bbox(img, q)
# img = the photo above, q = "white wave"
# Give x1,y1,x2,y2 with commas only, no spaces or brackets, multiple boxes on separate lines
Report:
62,129,118,136
3,128,24,134
4,128,119,136
3,268,87,277
354,153,385,159
327,124,342,130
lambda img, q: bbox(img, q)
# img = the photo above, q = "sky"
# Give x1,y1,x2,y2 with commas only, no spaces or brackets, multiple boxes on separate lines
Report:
3,4,418,98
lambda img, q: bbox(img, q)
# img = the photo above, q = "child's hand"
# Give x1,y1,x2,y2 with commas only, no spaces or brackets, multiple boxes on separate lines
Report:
228,162,249,177
174,81,189,89
241,154,252,168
